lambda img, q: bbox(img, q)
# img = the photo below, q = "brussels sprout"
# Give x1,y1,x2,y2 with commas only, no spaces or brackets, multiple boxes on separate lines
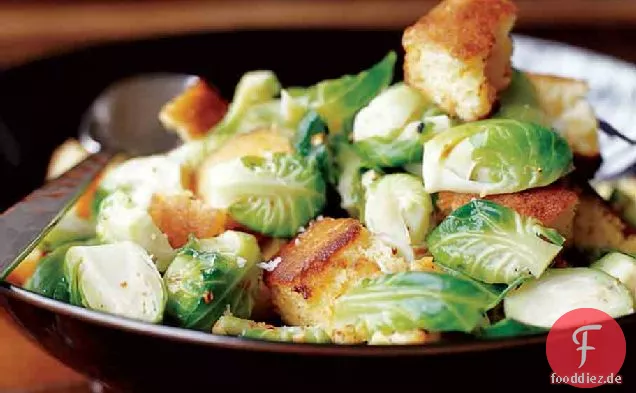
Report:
591,252,636,300
213,71,281,135
352,83,426,141
40,206,96,251
290,51,396,133
503,268,634,328
212,315,332,343
198,230,262,267
494,69,549,126
363,174,433,260
352,83,426,167
427,200,564,284
98,155,186,208
293,111,332,181
163,243,257,330
197,152,326,237
477,318,547,339
332,271,500,335
422,119,573,196
96,191,175,272
332,136,367,218
64,241,167,323
25,240,97,302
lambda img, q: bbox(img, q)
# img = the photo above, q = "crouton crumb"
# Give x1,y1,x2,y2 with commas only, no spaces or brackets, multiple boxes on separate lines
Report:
258,257,282,272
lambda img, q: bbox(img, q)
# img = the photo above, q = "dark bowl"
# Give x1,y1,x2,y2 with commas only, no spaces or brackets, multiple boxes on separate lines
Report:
1,30,635,391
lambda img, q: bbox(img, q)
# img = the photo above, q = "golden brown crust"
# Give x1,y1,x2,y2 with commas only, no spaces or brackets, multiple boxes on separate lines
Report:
404,0,517,61
159,78,228,141
525,72,600,158
265,218,363,286
148,193,226,248
402,0,516,120
572,182,636,254
436,182,579,228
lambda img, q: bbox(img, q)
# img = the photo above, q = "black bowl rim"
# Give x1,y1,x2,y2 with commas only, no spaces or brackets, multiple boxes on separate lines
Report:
2,30,636,356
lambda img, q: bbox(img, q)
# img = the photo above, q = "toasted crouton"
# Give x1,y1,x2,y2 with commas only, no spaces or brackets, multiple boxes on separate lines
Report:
159,78,228,141
264,218,408,326
436,182,579,240
402,0,516,121
148,193,227,248
572,183,636,255
46,138,90,180
526,73,600,157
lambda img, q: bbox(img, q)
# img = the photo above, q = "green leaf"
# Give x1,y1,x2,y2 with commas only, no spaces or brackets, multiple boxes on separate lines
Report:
331,135,367,218
213,315,332,343
294,111,335,182
211,71,282,136
354,134,423,168
332,271,500,334
164,245,256,331
295,52,397,133
194,152,326,237
422,119,573,195
477,318,547,339
427,199,564,284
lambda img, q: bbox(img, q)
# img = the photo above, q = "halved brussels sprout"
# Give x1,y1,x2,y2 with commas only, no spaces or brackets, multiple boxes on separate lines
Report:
163,242,257,331
352,83,426,167
213,314,332,343
64,241,167,323
98,155,186,208
353,83,426,141
422,119,573,196
332,271,500,335
198,230,262,267
494,69,549,126
363,173,433,260
503,268,634,328
96,191,175,272
591,252,636,300
289,51,396,133
26,240,97,302
427,199,565,284
197,152,326,237
213,71,281,135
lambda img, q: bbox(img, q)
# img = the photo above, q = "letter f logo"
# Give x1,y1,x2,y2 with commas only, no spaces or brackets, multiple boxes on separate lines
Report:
572,324,603,368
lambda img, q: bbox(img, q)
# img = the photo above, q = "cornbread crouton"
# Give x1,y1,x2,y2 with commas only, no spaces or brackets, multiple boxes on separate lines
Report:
526,73,600,157
46,138,89,180
148,193,227,248
264,218,408,326
159,78,228,141
572,184,636,255
402,0,517,121
436,182,579,240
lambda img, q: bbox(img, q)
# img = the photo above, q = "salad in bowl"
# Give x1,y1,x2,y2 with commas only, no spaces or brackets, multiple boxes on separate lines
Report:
10,0,636,346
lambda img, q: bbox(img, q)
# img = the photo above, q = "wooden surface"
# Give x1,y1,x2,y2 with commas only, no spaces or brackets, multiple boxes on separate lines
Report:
2,1,636,391
2,0,636,68
0,309,87,391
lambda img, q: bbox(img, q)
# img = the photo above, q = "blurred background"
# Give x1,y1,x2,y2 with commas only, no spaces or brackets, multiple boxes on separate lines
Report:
1,0,636,391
